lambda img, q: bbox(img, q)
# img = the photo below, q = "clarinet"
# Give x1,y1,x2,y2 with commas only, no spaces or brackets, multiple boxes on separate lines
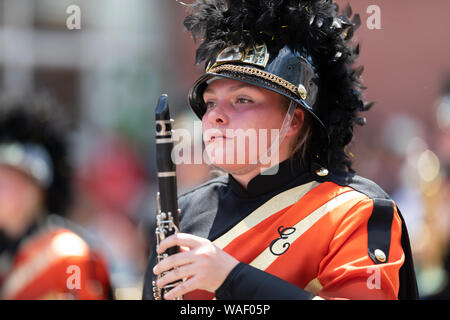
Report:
152,94,183,300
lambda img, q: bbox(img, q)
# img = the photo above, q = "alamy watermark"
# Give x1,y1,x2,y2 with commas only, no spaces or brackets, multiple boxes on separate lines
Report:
170,121,282,175
66,265,81,290
66,5,81,30
366,266,382,290
65,4,381,31
366,5,382,30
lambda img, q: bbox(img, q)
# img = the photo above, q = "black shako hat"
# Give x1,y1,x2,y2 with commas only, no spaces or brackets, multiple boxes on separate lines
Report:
183,0,371,171
0,96,73,216
189,44,321,126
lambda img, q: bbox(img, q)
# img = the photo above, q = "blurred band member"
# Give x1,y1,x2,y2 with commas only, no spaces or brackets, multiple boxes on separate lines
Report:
0,100,113,299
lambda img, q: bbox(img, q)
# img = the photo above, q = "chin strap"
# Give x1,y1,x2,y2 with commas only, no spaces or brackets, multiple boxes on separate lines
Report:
214,100,298,176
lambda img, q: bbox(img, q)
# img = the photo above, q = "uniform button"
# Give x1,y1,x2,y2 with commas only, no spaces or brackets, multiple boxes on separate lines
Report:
315,167,329,177
374,249,386,263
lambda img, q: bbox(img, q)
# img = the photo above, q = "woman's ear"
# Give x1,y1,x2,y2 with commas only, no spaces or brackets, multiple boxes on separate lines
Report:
286,108,305,137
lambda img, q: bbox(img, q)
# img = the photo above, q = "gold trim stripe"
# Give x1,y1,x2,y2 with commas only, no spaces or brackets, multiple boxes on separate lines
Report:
304,278,324,296
249,190,363,270
208,64,301,98
213,181,320,249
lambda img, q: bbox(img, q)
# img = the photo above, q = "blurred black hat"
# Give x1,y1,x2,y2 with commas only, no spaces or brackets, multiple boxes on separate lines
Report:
183,0,371,171
0,94,72,215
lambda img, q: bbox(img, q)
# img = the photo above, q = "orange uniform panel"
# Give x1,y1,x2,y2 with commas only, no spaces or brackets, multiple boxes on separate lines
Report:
184,182,404,300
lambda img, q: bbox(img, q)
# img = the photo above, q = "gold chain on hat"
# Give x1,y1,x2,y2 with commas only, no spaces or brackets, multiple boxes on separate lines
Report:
208,64,307,100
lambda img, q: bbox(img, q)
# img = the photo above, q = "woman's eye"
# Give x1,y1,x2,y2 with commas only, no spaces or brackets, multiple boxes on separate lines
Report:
205,101,216,109
236,97,253,104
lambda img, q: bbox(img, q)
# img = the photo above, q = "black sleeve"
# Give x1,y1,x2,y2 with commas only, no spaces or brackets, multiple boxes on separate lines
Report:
215,262,314,300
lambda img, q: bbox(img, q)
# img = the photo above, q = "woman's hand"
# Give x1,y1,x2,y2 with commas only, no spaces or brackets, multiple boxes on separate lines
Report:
153,233,239,300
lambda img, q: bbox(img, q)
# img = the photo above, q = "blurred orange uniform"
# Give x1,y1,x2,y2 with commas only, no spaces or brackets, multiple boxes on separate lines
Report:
1,225,112,300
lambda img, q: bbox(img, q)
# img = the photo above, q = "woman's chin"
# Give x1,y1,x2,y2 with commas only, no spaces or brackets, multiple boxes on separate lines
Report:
212,162,253,173
205,149,254,171
204,144,282,173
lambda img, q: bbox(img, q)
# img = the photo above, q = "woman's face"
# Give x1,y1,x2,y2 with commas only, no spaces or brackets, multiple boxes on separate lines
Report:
202,78,300,173
0,165,43,238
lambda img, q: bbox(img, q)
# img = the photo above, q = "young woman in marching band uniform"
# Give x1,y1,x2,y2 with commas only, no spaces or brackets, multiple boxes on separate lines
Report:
143,0,418,300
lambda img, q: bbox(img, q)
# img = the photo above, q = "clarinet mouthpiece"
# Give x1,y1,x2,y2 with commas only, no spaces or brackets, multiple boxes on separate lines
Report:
155,94,170,120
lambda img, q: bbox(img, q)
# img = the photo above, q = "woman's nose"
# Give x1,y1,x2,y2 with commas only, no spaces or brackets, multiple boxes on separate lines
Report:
206,103,229,125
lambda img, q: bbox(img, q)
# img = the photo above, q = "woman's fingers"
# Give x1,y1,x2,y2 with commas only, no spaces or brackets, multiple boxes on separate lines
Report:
157,233,206,254
155,263,195,288
163,277,198,300
154,233,207,275
153,232,239,297
153,250,192,275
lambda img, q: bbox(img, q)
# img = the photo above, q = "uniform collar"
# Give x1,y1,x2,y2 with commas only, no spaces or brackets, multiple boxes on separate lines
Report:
228,158,310,198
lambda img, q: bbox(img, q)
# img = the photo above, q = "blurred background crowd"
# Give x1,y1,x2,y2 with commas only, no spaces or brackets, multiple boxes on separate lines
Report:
0,0,449,299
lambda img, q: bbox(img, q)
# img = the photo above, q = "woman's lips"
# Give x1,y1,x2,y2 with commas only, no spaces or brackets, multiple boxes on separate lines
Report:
210,136,226,142
209,135,232,142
